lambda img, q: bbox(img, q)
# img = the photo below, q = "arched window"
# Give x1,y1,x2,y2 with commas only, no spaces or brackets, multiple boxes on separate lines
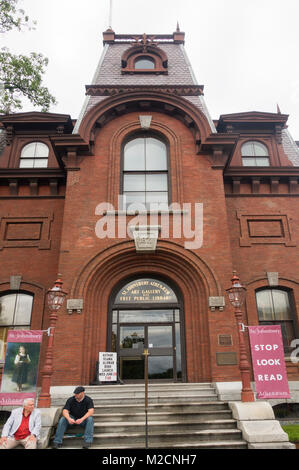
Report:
256,288,296,354
0,293,33,361
134,56,155,70
241,141,270,166
19,142,49,168
121,43,168,74
122,135,169,210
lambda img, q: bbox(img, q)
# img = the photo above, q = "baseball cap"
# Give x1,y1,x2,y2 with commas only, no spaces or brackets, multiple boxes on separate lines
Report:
73,386,85,394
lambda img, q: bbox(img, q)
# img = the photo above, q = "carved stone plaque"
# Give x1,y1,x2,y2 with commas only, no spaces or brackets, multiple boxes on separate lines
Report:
133,230,158,252
67,298,83,314
209,296,225,311
267,272,278,286
139,115,152,129
10,275,22,290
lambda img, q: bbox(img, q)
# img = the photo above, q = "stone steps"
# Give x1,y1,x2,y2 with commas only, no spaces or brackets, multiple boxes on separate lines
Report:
50,383,218,406
60,440,247,450
93,409,232,422
92,418,237,433
60,429,245,448
49,382,248,449
91,401,229,414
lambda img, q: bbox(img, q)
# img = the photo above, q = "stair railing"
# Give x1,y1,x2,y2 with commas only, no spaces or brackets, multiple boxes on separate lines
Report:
143,348,150,449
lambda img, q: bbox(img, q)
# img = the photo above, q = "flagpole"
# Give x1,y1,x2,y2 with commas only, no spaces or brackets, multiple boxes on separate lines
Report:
109,0,113,29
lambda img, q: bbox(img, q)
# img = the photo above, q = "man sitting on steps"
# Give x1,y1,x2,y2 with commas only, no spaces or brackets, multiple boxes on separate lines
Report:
52,386,94,449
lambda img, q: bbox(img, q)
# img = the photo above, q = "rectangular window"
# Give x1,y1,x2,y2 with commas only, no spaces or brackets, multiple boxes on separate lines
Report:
256,289,295,354
123,136,169,210
0,294,33,362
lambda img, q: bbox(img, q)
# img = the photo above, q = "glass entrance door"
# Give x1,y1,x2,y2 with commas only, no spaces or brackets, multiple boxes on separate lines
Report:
118,322,177,381
110,278,185,382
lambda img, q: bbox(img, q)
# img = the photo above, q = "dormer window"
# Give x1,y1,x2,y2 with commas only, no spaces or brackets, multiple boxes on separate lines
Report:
241,141,270,167
134,56,155,70
19,142,49,168
121,37,168,75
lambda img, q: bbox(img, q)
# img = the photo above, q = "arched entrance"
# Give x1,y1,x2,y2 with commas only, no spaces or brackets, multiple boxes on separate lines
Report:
108,276,186,382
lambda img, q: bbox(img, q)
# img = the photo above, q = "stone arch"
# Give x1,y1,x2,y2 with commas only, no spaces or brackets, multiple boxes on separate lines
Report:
78,91,212,152
70,240,221,383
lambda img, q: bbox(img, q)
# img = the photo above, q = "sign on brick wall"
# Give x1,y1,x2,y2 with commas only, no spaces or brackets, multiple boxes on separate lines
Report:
0,330,43,406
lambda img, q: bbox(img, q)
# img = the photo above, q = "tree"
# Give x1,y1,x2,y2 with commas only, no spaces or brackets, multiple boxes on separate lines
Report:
0,0,32,33
0,0,57,114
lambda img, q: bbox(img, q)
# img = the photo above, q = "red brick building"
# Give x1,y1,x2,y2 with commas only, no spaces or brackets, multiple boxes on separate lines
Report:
1,28,299,400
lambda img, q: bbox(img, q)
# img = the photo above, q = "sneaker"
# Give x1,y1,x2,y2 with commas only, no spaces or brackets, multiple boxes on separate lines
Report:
82,443,91,449
52,443,62,449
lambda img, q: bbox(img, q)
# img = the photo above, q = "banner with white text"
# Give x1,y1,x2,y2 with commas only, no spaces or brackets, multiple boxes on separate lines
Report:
0,330,43,406
248,325,290,399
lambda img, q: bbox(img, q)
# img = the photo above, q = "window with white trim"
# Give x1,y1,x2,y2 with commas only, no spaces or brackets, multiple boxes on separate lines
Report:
122,135,169,210
256,288,296,354
19,142,49,168
241,141,270,166
0,293,33,362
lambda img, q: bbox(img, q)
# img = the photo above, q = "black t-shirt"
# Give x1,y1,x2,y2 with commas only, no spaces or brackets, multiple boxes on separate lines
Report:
63,395,94,419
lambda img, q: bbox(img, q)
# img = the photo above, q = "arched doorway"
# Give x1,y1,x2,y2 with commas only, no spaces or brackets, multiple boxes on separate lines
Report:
108,276,186,382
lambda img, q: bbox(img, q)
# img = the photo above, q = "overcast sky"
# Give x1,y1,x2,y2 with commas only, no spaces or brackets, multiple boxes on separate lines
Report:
2,0,299,138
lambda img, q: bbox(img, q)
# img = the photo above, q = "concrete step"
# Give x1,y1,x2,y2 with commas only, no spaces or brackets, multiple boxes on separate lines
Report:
90,401,230,414
59,428,244,447
51,394,218,406
50,383,217,405
94,394,216,405
59,440,248,449
61,418,237,436
84,383,215,392
93,409,233,423
92,419,237,434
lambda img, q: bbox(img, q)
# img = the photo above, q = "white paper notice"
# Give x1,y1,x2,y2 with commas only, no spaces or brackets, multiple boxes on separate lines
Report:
98,352,117,382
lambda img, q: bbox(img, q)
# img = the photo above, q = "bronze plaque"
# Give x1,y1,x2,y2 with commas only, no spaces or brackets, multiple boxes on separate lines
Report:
216,352,237,366
218,334,233,346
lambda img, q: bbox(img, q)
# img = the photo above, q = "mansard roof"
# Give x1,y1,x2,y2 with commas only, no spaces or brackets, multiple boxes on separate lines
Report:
73,30,215,134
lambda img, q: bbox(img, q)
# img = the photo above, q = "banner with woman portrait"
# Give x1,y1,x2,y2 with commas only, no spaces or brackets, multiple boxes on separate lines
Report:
0,330,43,406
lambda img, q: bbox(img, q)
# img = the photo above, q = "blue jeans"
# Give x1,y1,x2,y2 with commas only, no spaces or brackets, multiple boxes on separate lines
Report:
53,415,94,445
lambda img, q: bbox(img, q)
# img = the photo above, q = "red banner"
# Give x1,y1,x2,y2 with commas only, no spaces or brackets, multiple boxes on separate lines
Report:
0,330,43,406
248,325,290,399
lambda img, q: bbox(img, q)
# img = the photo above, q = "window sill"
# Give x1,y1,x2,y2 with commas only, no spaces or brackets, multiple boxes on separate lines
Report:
103,210,189,216
121,68,167,75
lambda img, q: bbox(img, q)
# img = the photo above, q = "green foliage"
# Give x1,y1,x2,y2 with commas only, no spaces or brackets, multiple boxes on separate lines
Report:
0,48,57,114
0,0,34,33
0,0,57,114
282,425,299,442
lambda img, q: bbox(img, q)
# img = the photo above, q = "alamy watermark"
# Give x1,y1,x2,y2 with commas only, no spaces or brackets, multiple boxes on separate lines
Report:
95,196,203,249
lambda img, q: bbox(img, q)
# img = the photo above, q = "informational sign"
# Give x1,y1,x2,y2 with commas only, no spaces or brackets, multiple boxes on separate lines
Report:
98,352,117,382
0,330,43,406
248,325,290,400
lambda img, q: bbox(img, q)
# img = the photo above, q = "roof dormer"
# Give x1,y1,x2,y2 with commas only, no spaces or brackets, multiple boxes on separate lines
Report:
121,34,168,74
